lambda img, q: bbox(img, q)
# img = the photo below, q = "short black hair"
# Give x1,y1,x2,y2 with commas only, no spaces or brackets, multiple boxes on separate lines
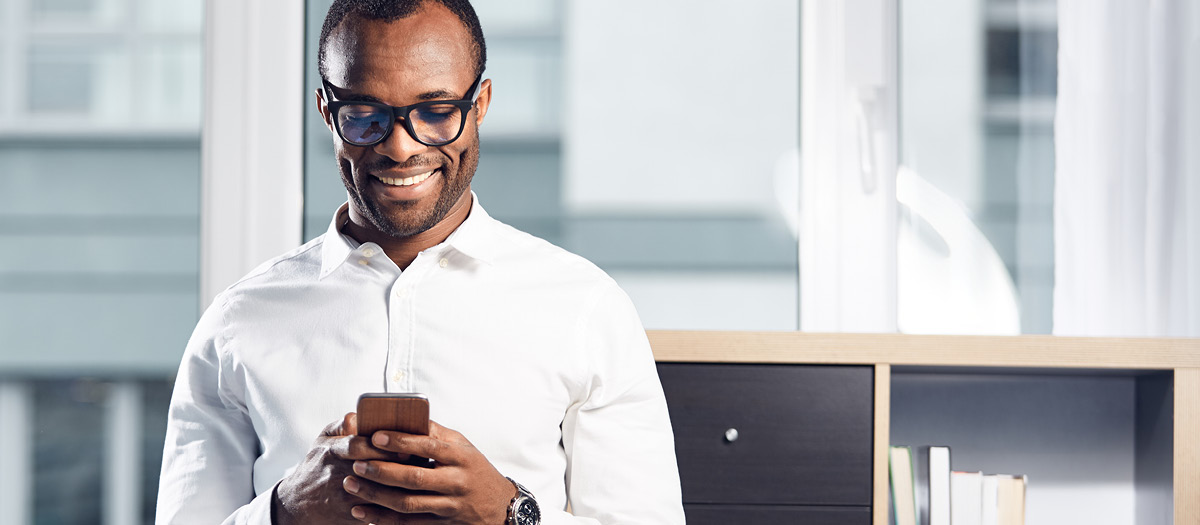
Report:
318,0,486,83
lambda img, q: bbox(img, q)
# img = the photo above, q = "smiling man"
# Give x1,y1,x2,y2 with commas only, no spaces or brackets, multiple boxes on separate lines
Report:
154,1,684,525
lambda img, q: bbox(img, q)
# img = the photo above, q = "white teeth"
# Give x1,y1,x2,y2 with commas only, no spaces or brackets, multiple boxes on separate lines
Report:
376,170,436,187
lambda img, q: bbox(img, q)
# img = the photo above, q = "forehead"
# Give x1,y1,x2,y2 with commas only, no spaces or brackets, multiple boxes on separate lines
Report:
324,4,474,98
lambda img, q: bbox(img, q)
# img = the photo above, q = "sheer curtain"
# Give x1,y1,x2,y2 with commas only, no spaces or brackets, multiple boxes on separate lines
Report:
1054,0,1200,337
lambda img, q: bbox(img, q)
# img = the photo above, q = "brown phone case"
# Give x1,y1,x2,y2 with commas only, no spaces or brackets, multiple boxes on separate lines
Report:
356,393,430,437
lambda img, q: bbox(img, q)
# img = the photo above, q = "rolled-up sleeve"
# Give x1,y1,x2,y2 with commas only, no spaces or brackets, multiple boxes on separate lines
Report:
552,283,685,525
156,295,272,525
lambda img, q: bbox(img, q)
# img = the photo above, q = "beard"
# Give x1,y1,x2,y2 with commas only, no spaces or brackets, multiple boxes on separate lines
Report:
341,127,479,238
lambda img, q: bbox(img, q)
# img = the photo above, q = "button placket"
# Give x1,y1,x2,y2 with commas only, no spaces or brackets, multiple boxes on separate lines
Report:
386,274,415,392
385,252,441,393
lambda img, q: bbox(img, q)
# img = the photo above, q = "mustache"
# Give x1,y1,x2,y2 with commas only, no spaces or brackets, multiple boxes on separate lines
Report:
362,156,443,174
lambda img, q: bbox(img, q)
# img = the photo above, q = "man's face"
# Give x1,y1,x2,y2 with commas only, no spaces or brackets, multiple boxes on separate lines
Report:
318,5,491,238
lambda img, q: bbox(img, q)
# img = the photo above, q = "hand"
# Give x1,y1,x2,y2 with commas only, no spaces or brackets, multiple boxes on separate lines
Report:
273,413,394,525
339,420,518,525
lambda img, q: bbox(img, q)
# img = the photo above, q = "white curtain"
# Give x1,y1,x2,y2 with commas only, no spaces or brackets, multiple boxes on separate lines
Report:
1054,0,1200,337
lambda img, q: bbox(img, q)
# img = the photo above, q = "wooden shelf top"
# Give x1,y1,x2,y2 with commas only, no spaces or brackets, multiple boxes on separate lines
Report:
648,330,1200,370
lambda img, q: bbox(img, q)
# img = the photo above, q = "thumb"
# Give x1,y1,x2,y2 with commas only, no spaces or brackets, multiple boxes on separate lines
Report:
321,412,357,437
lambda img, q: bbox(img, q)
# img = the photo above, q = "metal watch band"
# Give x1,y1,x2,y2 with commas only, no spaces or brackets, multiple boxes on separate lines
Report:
505,477,541,525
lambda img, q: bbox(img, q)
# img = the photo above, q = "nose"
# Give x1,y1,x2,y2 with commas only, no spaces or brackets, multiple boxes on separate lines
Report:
373,118,428,162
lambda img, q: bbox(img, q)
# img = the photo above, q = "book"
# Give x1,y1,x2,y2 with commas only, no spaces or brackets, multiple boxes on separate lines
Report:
996,475,1027,525
890,446,918,525
897,444,1025,525
951,471,984,525
981,474,999,525
913,446,951,525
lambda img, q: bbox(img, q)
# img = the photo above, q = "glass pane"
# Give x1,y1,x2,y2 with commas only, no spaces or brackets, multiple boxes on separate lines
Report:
27,45,103,114
141,42,204,126
140,0,203,33
32,380,106,523
899,0,1057,334
30,0,122,26
0,0,203,522
140,380,173,523
303,0,800,330
32,0,98,17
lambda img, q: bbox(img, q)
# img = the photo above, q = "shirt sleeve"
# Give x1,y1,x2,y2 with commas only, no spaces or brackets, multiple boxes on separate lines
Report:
553,282,686,525
156,295,273,525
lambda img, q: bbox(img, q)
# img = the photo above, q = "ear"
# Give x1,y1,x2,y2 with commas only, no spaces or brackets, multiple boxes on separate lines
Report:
472,78,492,127
316,88,335,134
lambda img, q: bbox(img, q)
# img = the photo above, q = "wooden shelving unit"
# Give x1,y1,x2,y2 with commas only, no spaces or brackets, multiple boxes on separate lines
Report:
648,331,1200,525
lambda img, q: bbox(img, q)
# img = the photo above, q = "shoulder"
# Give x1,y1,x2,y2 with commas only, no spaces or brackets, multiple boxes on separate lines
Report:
480,217,642,335
485,217,619,294
212,235,327,305
236,235,324,285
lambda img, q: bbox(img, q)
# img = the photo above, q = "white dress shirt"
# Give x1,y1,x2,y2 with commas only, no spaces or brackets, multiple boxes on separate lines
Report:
156,196,685,525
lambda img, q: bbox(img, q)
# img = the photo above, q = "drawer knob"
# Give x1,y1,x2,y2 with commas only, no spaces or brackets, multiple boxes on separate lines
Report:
724,428,739,443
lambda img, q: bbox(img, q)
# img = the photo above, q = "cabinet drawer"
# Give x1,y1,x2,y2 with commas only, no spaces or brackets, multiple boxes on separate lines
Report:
684,504,871,525
658,363,873,506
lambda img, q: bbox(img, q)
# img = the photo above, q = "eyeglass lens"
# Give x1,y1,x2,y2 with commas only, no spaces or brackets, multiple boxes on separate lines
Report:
336,103,465,146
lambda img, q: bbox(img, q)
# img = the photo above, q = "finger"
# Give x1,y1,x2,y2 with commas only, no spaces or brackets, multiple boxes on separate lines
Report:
348,503,400,525
349,504,442,524
321,413,357,437
371,432,460,465
328,435,395,461
427,420,468,445
351,459,461,494
344,476,457,517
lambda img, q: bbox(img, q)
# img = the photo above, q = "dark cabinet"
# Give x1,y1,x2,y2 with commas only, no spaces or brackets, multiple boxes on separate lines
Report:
683,504,872,525
657,363,874,522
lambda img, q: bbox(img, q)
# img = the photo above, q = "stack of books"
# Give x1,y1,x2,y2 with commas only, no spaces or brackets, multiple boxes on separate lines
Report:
889,445,1027,525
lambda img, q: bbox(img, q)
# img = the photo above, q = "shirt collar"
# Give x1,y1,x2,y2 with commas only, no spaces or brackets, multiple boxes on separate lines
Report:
441,192,498,265
319,192,497,278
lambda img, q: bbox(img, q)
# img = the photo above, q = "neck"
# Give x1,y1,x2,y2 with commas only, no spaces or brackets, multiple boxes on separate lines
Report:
343,193,473,270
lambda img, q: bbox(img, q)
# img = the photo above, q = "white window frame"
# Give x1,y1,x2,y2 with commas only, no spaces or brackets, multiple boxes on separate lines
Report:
799,0,899,333
201,0,306,307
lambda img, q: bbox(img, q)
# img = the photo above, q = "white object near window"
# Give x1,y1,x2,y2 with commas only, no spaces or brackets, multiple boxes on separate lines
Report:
1053,0,1200,337
799,0,899,333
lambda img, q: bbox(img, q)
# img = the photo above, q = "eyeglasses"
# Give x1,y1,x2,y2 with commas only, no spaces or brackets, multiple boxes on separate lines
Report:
324,73,484,147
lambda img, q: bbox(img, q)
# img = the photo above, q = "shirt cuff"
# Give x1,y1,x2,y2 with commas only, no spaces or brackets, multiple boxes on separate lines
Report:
219,481,279,525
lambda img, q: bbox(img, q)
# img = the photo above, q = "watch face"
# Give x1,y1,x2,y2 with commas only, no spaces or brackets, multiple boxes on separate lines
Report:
515,498,540,525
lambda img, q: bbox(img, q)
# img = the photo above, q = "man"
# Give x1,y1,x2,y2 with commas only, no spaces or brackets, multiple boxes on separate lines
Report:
155,1,685,524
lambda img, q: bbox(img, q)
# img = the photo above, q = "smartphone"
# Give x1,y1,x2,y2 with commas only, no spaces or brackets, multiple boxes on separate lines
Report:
356,393,430,437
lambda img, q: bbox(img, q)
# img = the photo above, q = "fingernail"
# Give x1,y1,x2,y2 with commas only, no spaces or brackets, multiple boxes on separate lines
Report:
373,433,389,446
344,476,360,494
353,461,367,475
351,506,366,519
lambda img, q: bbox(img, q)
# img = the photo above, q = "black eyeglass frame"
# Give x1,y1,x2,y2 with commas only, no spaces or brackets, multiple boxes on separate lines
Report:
323,72,484,147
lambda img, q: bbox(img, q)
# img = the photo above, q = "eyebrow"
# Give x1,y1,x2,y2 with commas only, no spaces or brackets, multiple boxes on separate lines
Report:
334,88,461,104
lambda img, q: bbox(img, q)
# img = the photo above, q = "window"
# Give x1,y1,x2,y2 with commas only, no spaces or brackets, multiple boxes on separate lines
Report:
897,0,1058,334
0,0,203,522
303,0,801,330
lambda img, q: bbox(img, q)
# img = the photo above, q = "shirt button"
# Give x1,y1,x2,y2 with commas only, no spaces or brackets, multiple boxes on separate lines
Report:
357,259,369,265
395,288,408,298
362,247,376,257
391,370,406,382
438,258,449,268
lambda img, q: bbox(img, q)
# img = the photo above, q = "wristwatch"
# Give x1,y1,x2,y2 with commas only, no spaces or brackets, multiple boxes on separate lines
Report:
505,477,541,525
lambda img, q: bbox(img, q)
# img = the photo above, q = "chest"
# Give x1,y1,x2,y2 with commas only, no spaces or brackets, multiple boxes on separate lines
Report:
225,274,585,472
